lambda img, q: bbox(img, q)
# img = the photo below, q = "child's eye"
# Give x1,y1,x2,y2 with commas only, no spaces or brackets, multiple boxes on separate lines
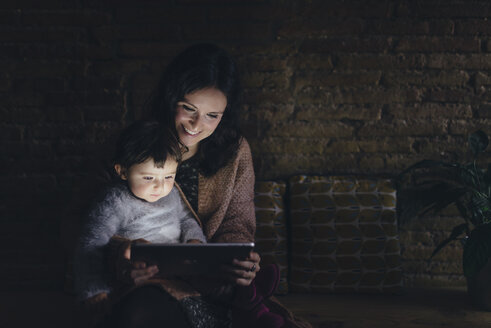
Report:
143,176,153,180
165,175,175,180
207,113,218,119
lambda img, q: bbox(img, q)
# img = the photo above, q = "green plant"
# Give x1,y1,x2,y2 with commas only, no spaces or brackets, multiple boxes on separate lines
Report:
396,130,491,278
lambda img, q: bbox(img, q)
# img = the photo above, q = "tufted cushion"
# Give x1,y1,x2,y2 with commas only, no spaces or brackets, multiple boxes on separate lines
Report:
254,181,289,294
289,175,402,293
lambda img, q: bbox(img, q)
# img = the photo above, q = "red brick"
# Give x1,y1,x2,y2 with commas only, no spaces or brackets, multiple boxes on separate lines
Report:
358,155,385,170
181,22,272,42
94,24,181,43
14,61,85,78
357,137,413,153
89,59,152,77
396,37,480,53
295,105,381,121
384,70,469,87
278,18,364,39
243,89,293,106
207,4,293,22
449,119,491,135
331,87,423,105
177,0,266,3
71,76,122,92
455,18,491,35
243,104,294,122
268,121,354,138
238,56,288,72
29,123,84,139
0,27,82,42
84,106,124,122
1,0,77,10
115,6,205,24
120,42,183,58
0,10,21,25
43,106,84,122
242,71,290,89
0,76,11,92
386,103,473,119
476,104,491,118
21,10,109,26
426,87,480,103
250,137,327,155
427,54,491,69
358,119,448,137
365,19,429,35
337,54,426,70
45,91,121,107
403,2,491,18
0,124,23,140
295,71,382,90
300,37,392,53
287,54,334,70
307,0,395,18
13,78,65,93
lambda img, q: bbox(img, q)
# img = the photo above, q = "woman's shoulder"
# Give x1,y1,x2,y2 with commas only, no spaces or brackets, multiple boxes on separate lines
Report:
235,137,252,161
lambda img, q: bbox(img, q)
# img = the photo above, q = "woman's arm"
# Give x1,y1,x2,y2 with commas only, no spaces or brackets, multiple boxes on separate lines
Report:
211,139,260,285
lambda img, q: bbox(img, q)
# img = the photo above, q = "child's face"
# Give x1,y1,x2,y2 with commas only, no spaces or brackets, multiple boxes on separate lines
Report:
115,157,178,202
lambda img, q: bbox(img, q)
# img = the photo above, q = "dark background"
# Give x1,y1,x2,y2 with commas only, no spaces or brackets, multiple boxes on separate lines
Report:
1,0,490,291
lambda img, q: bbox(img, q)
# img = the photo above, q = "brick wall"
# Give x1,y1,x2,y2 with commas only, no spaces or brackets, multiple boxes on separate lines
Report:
1,0,490,290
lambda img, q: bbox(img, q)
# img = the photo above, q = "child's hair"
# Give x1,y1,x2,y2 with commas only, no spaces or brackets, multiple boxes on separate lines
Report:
113,120,182,169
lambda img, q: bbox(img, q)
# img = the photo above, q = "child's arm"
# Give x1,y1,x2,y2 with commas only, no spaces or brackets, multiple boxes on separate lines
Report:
73,189,123,300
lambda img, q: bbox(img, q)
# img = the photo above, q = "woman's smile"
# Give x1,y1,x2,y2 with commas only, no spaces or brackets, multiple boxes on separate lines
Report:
183,126,200,136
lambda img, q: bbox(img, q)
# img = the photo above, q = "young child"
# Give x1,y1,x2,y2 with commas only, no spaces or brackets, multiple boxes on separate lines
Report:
73,120,206,301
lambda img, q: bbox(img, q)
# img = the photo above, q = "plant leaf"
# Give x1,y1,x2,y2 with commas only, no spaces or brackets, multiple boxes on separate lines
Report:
430,223,468,259
468,130,489,156
463,223,491,278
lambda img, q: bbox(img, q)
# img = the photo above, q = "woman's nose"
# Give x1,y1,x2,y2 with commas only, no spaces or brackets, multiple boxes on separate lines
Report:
189,113,201,127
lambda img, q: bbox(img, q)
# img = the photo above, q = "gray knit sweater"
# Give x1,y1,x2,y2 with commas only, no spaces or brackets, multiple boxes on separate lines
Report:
73,182,206,300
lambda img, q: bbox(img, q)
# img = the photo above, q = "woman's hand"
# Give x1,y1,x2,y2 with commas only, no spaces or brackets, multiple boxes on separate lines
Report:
121,243,159,285
221,251,261,286
127,261,159,285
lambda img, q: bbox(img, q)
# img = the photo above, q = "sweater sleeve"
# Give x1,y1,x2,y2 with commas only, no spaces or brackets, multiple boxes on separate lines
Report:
211,139,256,243
73,187,124,300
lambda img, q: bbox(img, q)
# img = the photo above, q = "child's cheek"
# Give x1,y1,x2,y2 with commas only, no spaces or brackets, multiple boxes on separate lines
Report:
130,182,149,199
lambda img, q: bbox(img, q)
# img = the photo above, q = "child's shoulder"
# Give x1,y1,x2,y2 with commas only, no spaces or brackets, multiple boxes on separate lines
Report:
90,181,132,206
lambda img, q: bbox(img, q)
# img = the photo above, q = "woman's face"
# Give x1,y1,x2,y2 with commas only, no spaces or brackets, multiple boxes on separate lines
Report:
175,87,227,152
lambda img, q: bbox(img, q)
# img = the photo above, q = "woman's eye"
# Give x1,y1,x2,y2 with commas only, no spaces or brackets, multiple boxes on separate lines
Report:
182,105,195,112
165,175,175,180
207,114,218,119
143,176,153,180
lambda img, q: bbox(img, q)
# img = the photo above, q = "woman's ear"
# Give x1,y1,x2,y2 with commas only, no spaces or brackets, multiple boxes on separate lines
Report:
114,164,127,180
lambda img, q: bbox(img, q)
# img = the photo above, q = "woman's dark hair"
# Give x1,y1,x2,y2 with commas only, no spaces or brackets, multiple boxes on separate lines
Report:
149,43,242,176
113,120,182,169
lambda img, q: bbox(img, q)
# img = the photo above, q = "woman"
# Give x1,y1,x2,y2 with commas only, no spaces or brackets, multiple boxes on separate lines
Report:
95,44,308,328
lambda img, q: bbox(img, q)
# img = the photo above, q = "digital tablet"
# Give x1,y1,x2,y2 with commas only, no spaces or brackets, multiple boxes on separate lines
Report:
131,242,255,275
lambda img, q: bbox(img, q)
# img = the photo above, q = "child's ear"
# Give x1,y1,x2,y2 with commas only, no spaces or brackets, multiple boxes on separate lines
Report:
114,164,127,180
